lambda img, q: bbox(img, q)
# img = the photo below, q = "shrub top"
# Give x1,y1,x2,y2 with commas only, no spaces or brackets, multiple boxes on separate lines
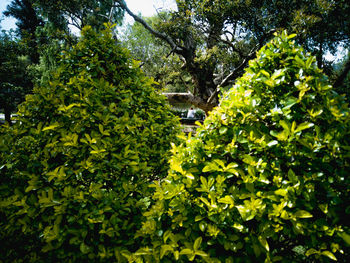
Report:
0,25,179,261
136,32,350,262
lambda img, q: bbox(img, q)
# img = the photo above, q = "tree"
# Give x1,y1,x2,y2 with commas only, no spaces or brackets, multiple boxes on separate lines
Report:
3,0,126,61
135,32,350,263
33,0,124,32
0,31,32,124
116,0,350,113
0,25,180,262
2,0,59,122
4,0,44,63
121,14,193,93
1,0,125,121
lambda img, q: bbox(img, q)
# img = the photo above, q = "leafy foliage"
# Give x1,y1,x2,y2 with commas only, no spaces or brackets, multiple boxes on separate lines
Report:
2,0,71,120
4,0,44,63
0,25,180,262
0,30,32,124
33,0,124,31
136,32,350,262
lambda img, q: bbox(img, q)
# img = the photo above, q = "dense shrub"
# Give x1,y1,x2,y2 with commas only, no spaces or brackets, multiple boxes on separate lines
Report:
0,25,179,262
135,32,350,262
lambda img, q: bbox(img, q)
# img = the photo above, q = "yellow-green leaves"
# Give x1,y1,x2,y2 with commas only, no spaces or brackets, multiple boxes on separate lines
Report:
321,251,337,261
258,236,269,252
306,248,337,261
218,195,235,208
236,198,265,221
202,159,239,175
193,236,202,251
198,176,214,192
98,124,110,136
294,122,314,133
58,103,81,112
0,25,180,262
338,232,350,245
135,31,350,263
271,120,314,141
176,237,208,261
274,188,288,197
46,166,66,182
81,133,97,144
42,122,60,131
61,133,79,147
159,245,173,259
295,210,313,218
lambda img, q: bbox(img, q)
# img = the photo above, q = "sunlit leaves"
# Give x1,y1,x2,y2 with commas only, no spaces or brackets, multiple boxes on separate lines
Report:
0,25,180,262
136,32,350,262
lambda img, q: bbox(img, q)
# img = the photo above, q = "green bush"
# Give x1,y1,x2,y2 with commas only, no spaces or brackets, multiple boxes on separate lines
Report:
0,25,180,262
135,32,350,262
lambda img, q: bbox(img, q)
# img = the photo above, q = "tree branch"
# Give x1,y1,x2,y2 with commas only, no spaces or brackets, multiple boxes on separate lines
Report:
68,17,82,31
163,93,215,113
220,36,244,57
221,45,258,87
108,5,115,22
114,0,182,54
207,29,276,105
207,45,258,105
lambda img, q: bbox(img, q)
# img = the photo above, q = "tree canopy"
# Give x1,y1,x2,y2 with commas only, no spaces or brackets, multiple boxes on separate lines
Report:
116,0,350,113
121,14,192,93
4,0,44,63
32,0,124,32
1,0,127,121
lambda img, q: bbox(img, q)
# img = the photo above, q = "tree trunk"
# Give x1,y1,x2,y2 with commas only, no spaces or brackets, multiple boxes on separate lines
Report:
163,93,216,114
115,1,274,114
4,106,12,126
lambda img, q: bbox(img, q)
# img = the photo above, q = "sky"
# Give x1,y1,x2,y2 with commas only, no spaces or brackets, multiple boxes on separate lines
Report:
121,0,176,26
0,0,16,30
0,0,176,31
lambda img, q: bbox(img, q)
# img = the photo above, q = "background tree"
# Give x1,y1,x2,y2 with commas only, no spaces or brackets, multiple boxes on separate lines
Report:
116,0,350,113
121,14,193,93
1,0,125,120
32,0,124,32
4,0,126,60
4,0,45,64
2,0,58,123
0,31,32,124
332,52,350,100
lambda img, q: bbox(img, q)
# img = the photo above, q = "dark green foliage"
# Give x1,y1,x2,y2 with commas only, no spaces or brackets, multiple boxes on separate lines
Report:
0,25,180,262
0,31,32,124
333,52,350,101
135,32,350,262
33,0,124,31
4,0,44,63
